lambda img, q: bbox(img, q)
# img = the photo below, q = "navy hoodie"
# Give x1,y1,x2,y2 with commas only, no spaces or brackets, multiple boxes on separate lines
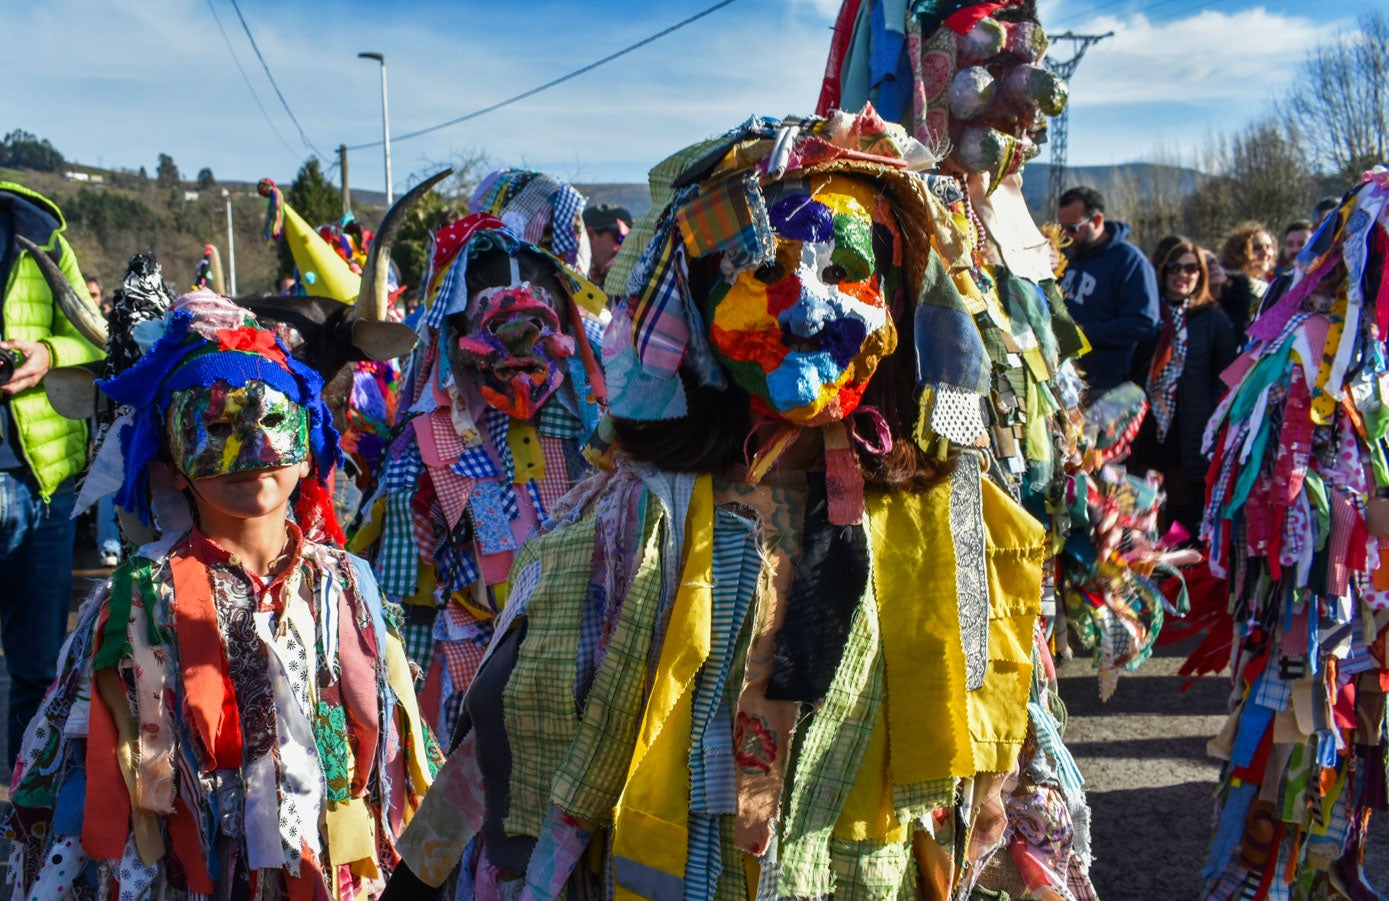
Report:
1057,220,1160,395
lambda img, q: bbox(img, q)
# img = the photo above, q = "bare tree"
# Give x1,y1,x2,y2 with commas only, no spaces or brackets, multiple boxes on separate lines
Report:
1179,118,1313,249
1289,12,1389,181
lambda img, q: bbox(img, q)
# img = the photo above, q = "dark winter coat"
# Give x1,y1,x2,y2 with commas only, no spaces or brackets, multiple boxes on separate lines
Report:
1131,300,1239,484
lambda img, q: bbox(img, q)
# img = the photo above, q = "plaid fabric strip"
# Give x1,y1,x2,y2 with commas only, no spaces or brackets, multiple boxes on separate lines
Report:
452,444,502,479
501,523,599,836
691,508,761,815
828,837,914,901
549,183,585,266
535,437,574,513
549,504,667,825
712,815,748,901
501,177,556,244
1027,701,1085,795
434,532,479,593
377,488,419,599
526,481,546,520
537,399,587,440
627,222,691,380
1249,668,1291,712
384,438,423,492
675,173,774,265
429,465,477,531
423,247,463,332
479,407,521,518
778,585,884,899
400,621,434,676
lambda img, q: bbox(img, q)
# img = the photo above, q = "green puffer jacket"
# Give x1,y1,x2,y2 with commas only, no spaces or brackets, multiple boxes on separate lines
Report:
1,181,105,501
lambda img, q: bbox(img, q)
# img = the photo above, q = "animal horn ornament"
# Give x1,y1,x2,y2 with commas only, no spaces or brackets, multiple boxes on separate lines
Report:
16,234,108,348
353,167,453,322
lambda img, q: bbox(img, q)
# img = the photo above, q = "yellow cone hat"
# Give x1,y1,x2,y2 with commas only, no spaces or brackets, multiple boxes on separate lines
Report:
259,179,361,302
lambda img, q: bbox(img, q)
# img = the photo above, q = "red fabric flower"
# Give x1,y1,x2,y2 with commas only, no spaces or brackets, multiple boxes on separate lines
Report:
734,711,778,775
216,326,288,368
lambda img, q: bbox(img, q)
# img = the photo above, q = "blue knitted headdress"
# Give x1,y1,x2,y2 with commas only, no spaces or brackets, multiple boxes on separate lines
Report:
98,307,342,525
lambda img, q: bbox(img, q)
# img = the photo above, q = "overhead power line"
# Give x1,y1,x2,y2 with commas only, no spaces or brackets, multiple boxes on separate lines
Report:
226,0,327,161
205,0,301,162
346,0,739,151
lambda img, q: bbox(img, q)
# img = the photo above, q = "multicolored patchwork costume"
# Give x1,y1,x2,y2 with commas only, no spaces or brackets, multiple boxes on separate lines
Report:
355,192,607,741
4,300,439,899
1197,170,1389,899
386,109,1091,900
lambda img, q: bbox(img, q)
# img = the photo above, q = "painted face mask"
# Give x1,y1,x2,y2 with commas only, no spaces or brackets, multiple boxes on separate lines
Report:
166,379,310,479
450,281,576,420
706,174,899,425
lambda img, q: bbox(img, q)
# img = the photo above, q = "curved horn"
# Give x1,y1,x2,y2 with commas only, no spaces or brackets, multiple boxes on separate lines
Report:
16,235,107,348
354,167,453,321
206,244,226,296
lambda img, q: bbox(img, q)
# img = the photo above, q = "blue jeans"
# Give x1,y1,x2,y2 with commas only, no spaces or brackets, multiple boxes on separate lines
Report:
0,471,76,764
97,492,121,557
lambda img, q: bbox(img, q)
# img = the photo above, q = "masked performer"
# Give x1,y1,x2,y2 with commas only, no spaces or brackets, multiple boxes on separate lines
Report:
5,294,439,899
1197,169,1389,900
376,107,1099,901
355,198,607,741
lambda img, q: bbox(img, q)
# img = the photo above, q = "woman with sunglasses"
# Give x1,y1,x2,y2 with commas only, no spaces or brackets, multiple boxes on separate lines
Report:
1129,236,1238,535
1216,221,1276,338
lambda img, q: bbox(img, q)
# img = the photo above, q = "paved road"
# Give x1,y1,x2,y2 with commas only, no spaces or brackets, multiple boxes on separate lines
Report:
1059,641,1389,900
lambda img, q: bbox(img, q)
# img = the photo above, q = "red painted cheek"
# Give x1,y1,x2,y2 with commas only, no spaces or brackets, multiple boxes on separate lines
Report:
838,280,884,306
710,324,790,374
765,275,802,317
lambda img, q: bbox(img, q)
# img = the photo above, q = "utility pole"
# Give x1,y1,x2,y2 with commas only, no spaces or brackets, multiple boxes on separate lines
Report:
1044,31,1113,214
339,144,351,216
222,189,238,296
358,52,392,205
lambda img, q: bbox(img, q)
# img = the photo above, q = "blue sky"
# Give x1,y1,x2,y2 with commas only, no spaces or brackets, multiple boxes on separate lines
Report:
7,0,1382,194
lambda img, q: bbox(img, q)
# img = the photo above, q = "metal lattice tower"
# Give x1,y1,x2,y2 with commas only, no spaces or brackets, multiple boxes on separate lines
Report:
1044,31,1113,214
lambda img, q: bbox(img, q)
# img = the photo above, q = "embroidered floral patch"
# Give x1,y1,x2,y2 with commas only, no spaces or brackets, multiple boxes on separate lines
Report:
734,711,777,774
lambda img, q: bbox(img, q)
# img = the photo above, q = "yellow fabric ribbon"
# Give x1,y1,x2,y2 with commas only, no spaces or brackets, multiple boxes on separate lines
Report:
969,475,1044,773
507,419,546,484
611,475,714,899
868,484,974,784
384,631,434,809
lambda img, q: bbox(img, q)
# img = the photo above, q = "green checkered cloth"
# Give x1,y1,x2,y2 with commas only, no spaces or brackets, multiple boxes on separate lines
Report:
550,502,667,824
830,837,916,901
501,517,599,836
537,399,588,440
400,620,435,679
777,577,885,899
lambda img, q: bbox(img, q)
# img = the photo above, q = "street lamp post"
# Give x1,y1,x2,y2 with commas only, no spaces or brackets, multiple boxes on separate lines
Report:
222,189,238,296
358,51,392,205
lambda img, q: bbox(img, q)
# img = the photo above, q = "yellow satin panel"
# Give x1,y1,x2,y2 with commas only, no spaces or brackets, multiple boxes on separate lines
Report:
968,475,1045,774
611,475,714,899
868,484,973,784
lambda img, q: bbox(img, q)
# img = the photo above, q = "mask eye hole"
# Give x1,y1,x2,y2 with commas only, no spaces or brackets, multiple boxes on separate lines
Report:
207,422,234,438
821,264,848,284
262,412,285,428
753,262,785,284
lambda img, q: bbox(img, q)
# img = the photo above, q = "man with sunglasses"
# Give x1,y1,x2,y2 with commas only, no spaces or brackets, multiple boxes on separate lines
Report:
583,202,631,283
1056,185,1159,397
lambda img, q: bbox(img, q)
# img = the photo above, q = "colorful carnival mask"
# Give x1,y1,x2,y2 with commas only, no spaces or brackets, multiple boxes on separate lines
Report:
449,281,576,420
706,175,899,425
166,378,310,479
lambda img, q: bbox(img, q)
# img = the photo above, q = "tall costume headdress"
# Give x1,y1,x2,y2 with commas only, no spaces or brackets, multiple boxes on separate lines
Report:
1196,168,1389,898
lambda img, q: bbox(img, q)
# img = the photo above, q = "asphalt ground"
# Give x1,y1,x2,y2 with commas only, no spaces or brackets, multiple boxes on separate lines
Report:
1058,640,1389,899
